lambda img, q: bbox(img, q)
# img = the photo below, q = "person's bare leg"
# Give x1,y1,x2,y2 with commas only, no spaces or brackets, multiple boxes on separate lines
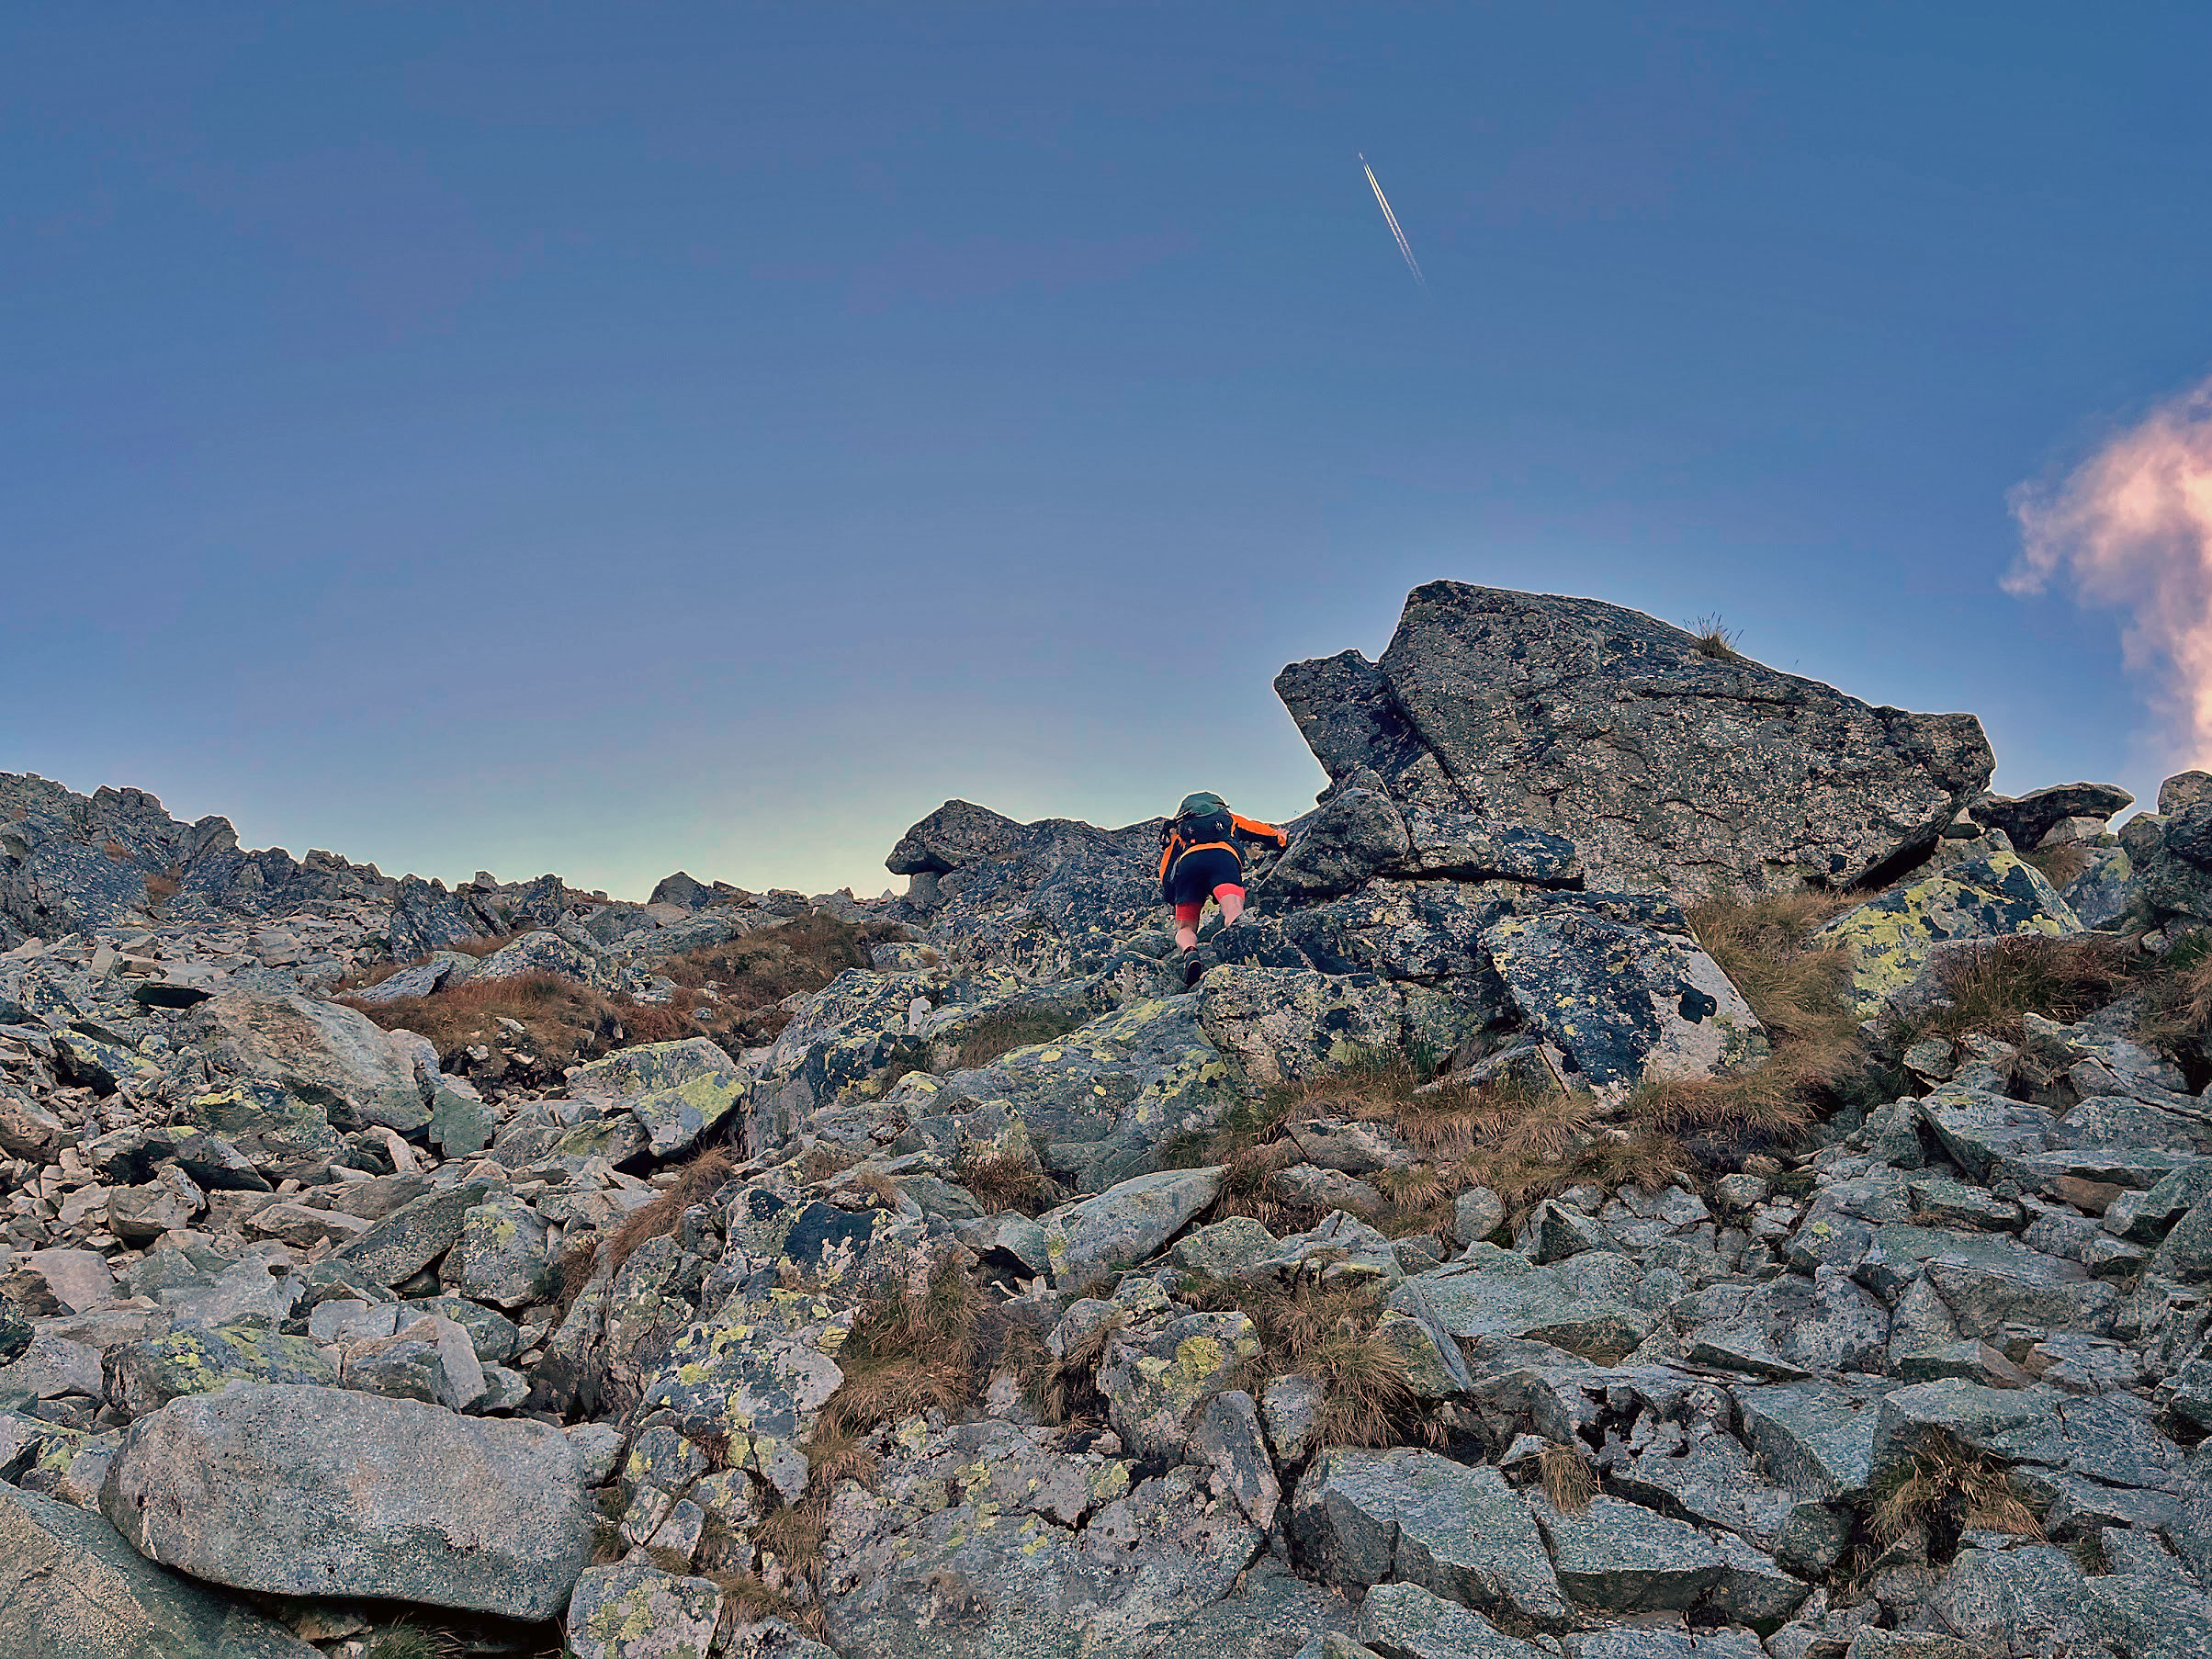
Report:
1176,920,1198,951
1216,888,1245,927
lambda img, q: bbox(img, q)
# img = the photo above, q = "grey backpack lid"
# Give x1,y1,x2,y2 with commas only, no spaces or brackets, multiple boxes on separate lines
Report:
1178,792,1227,818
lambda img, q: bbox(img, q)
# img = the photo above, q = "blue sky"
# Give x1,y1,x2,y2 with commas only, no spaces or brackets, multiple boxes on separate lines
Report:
7,5,2210,897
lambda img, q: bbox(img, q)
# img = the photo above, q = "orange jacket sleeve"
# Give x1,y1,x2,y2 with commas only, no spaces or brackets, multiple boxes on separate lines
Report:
1229,813,1289,850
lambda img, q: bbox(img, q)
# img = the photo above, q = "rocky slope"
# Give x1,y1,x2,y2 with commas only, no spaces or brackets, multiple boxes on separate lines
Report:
5,581,2212,1659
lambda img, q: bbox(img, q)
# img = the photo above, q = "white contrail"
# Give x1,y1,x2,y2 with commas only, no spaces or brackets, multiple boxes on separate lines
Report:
1360,152,1426,292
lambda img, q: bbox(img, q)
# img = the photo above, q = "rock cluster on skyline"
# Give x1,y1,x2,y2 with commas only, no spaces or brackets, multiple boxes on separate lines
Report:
4,581,2211,1659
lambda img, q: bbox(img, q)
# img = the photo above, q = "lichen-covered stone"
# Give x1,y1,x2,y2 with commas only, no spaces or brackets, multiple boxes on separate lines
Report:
444,1193,552,1308
1097,1308,1259,1462
1196,966,1408,1088
187,988,431,1133
107,1323,338,1419
1816,852,2082,1018
0,1481,320,1659
571,1036,748,1157
1390,1246,1653,1364
636,1282,852,1503
1483,908,1766,1098
1291,1446,1568,1627
103,1382,592,1619
1275,582,1992,897
1039,1166,1224,1287
333,1176,503,1287
567,1562,723,1659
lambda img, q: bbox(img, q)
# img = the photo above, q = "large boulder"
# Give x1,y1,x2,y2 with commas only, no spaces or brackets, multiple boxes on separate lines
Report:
101,1382,592,1619
0,1481,320,1659
1389,1247,1653,1365
186,988,431,1133
1274,582,1992,897
1815,852,2083,1018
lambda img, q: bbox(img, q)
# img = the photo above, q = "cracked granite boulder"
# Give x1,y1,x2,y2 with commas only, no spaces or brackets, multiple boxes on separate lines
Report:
1274,582,1992,898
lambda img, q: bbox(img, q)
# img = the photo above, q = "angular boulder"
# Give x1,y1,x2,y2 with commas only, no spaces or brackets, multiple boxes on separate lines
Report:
1971,783,2131,850
567,1563,724,1659
1197,966,1408,1088
0,1481,320,1659
569,1035,748,1157
1275,582,1992,897
1291,1446,1568,1627
187,988,431,1133
102,1382,592,1619
1482,908,1766,1097
1391,1246,1653,1365
1816,852,2082,1018
1039,1165,1225,1286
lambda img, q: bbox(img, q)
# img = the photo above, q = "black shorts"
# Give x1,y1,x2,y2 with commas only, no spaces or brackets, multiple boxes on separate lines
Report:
1168,846,1245,907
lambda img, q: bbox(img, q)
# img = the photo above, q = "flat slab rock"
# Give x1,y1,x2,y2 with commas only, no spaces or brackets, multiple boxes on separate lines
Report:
102,1381,592,1620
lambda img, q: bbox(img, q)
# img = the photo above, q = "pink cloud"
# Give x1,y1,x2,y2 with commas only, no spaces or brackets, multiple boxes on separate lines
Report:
2008,375,2212,765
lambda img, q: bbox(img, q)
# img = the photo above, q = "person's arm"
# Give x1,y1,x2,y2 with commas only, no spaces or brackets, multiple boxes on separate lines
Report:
1230,812,1290,851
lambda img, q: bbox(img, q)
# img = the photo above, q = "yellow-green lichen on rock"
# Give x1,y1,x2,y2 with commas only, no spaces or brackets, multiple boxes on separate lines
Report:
1816,851,2083,1017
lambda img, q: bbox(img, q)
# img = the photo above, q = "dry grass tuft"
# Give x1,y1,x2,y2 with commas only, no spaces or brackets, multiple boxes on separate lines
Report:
835,1168,904,1211
367,1626,458,1659
1184,1276,1428,1450
816,1255,989,1440
1687,613,1744,661
1868,1434,2043,1555
2024,841,2094,891
706,1568,824,1639
1030,1310,1123,1428
1889,933,2127,1050
602,1146,736,1277
142,868,181,912
956,1148,1057,1216
951,1005,1093,1069
2127,936,2212,1078
1614,890,1869,1160
1539,1441,1597,1513
341,972,695,1068
654,911,910,1047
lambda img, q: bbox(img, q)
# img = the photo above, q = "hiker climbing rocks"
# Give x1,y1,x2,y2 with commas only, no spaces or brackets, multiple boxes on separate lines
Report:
1157,791,1288,954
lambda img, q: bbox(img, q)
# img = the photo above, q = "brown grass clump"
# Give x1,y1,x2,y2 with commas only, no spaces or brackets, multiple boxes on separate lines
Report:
367,1627,458,1659
602,1146,737,1277
2024,841,2094,892
1030,1310,1123,1428
836,1168,904,1211
1890,933,2127,1050
1539,1441,1597,1513
340,972,694,1068
1687,613,1744,661
955,1148,1056,1216
1184,1276,1427,1450
815,1258,987,1440
653,911,910,1046
101,840,130,861
951,1005,1092,1069
1868,1434,2043,1556
705,1568,823,1639
142,868,181,912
